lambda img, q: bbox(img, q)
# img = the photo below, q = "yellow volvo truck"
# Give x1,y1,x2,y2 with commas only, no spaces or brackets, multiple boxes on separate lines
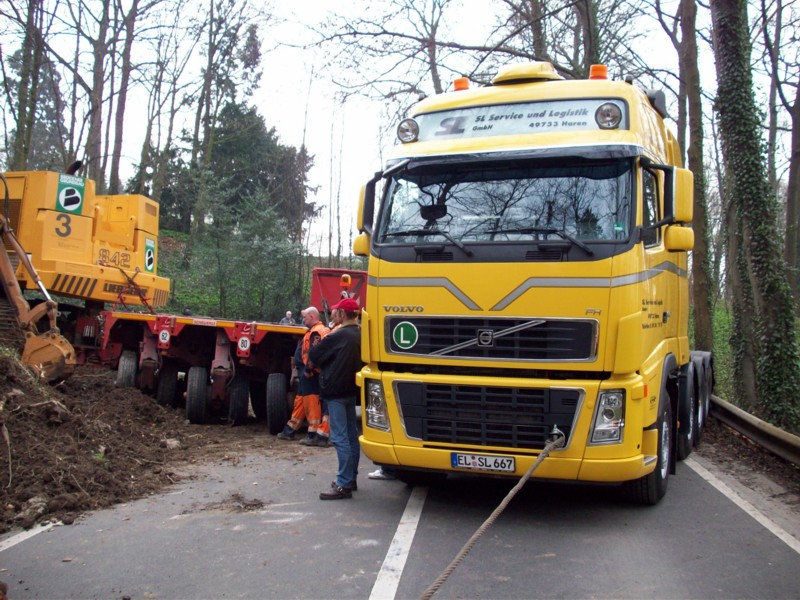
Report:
353,62,713,504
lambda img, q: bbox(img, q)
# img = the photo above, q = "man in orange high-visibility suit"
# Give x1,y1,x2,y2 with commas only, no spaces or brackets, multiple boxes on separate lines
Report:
276,306,330,445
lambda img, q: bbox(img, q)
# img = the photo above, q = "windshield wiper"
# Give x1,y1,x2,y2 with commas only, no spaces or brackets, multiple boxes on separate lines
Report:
490,226,594,256
383,228,473,256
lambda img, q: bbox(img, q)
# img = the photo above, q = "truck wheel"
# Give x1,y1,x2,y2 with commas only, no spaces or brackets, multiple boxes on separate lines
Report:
228,372,250,426
155,362,179,407
249,381,267,421
186,366,209,424
694,364,708,442
677,364,696,461
625,393,672,505
116,350,137,388
266,373,289,435
697,362,713,443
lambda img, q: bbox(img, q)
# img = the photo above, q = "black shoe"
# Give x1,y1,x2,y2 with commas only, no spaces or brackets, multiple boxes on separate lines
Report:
331,480,357,492
320,485,352,500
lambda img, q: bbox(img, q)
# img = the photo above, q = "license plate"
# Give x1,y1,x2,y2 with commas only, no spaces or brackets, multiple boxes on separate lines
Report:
451,452,516,473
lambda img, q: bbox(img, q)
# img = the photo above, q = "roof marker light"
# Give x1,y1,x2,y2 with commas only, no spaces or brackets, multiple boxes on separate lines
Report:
589,64,608,80
453,77,469,91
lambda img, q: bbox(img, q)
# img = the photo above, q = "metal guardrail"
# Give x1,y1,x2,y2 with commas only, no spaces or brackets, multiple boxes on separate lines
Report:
710,395,800,467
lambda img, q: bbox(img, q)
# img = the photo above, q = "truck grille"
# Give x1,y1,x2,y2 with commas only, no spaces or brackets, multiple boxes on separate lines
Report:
386,317,597,362
395,381,581,450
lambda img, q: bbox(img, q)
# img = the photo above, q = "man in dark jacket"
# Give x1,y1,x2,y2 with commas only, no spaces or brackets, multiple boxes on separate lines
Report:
308,297,362,499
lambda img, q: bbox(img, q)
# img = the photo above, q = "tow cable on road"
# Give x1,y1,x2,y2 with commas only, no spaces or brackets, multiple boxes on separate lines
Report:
418,429,566,600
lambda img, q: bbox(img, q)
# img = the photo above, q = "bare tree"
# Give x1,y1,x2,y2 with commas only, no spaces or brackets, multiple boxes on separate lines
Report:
133,0,198,201
4,0,49,170
652,0,715,352
757,0,800,302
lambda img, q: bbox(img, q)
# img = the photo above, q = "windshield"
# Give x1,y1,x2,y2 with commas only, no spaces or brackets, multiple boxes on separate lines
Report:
377,160,632,245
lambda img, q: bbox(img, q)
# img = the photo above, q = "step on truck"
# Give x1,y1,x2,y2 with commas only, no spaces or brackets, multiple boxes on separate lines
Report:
352,62,713,504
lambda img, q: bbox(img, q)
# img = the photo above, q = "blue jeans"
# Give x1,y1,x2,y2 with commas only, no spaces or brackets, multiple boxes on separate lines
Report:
327,396,360,489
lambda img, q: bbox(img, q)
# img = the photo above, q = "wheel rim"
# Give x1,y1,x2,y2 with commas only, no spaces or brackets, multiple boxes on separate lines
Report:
660,414,670,479
697,395,705,428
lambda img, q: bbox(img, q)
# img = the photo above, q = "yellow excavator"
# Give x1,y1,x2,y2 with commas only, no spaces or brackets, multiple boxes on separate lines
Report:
1,166,170,382
0,173,74,382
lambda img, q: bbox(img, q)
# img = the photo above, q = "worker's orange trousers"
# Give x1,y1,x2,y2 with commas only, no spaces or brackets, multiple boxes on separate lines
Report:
287,393,322,434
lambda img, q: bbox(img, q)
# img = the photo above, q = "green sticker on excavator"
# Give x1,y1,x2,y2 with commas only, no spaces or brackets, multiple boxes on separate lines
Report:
56,174,85,214
145,238,155,272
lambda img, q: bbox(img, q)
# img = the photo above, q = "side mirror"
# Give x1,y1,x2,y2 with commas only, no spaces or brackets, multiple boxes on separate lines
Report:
357,179,377,235
664,225,694,251
641,159,694,227
353,232,371,256
671,168,693,224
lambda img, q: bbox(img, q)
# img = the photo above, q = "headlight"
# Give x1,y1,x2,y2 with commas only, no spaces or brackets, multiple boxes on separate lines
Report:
397,119,419,143
365,379,391,431
590,389,625,443
595,102,622,129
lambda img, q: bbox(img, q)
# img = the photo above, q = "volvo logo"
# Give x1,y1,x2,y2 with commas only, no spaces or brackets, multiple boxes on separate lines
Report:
384,305,424,313
476,329,494,347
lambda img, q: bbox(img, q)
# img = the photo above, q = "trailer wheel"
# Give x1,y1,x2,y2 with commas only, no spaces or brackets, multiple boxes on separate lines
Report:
625,392,672,505
677,364,696,461
266,373,289,435
249,381,267,421
228,372,250,426
155,362,179,407
186,366,209,424
116,350,137,388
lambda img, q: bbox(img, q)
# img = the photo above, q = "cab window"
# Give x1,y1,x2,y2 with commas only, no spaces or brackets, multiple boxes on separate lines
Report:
641,170,660,246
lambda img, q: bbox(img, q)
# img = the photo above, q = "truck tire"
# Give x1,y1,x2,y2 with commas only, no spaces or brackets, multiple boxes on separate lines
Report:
625,392,672,505
155,362,179,407
266,373,288,435
186,366,209,424
228,371,250,426
677,363,696,461
116,350,137,388
249,381,267,421
696,361,712,443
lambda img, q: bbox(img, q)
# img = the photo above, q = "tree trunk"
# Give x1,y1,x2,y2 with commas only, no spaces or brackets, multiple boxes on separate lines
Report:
86,2,110,188
710,0,800,431
680,0,714,352
11,0,43,170
110,0,140,194
575,0,600,73
788,87,800,300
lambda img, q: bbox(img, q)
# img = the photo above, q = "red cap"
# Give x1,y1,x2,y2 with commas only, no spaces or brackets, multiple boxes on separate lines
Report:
331,297,360,312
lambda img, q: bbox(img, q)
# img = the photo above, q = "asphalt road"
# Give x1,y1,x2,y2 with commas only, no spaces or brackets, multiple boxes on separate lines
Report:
1,445,798,599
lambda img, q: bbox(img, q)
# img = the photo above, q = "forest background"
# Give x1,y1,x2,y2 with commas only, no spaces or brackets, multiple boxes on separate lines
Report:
1,0,800,435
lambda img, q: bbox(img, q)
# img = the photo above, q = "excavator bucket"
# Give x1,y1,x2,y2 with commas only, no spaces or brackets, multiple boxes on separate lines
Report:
21,331,76,383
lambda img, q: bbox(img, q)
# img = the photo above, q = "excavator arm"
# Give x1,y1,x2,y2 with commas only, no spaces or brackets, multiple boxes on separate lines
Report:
0,177,75,382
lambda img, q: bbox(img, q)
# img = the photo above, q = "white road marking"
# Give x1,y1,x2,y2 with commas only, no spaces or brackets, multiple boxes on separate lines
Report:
369,486,428,600
685,457,800,554
0,521,58,552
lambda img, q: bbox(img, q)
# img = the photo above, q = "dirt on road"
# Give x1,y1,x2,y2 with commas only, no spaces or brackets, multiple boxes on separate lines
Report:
0,355,302,534
0,353,797,535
